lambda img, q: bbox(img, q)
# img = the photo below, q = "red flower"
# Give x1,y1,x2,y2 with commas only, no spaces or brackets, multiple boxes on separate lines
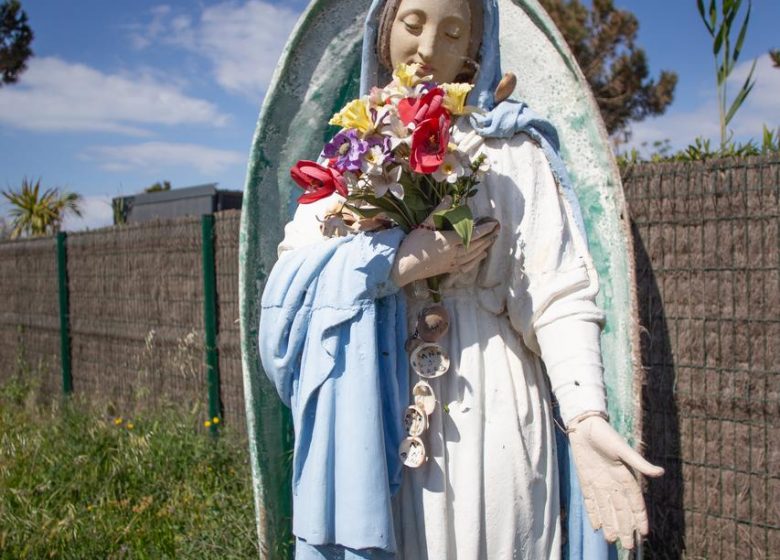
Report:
410,115,451,174
290,160,347,203
398,87,447,126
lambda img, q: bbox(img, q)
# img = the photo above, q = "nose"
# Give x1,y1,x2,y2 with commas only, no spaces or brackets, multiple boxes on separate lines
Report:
416,28,437,62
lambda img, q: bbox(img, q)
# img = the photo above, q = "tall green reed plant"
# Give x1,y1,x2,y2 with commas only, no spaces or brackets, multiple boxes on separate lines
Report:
696,0,757,148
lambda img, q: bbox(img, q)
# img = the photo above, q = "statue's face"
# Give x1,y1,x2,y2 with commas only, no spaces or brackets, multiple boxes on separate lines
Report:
388,0,472,84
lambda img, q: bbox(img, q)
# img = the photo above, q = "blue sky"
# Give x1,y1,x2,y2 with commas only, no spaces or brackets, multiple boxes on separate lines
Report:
0,0,778,231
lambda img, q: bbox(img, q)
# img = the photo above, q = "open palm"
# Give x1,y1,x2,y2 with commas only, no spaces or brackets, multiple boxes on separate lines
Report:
568,416,665,549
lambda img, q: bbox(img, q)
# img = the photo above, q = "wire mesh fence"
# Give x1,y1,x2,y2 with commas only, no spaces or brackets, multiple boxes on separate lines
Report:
624,155,780,560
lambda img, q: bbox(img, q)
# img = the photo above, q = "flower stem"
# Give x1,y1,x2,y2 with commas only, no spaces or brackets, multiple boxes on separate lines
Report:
427,275,442,303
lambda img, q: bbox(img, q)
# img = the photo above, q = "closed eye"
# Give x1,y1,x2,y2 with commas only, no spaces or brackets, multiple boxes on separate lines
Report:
445,25,463,40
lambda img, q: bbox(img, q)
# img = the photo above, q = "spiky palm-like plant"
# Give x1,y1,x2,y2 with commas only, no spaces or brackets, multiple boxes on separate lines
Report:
1,178,82,238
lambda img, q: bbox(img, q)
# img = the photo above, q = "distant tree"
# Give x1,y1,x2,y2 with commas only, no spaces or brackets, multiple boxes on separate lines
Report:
1,178,82,238
770,49,780,68
0,0,33,86
144,180,172,193
538,0,678,138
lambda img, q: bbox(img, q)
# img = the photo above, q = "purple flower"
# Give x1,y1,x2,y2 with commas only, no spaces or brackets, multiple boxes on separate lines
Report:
322,129,367,173
361,136,395,175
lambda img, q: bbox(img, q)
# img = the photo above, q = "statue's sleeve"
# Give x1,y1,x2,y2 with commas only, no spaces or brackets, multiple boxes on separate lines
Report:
277,193,340,256
504,139,608,426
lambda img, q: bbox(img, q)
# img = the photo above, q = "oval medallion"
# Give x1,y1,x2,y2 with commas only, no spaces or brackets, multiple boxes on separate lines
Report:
412,381,436,416
399,437,426,468
403,405,428,437
410,343,450,379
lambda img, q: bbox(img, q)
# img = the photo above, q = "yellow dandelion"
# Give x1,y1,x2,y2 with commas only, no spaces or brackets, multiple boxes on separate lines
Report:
113,417,123,425
204,420,212,428
212,417,220,424
126,422,134,430
329,98,373,133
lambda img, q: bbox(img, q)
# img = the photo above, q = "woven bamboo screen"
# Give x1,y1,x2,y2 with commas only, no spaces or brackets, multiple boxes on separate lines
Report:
66,218,207,416
624,156,779,559
0,237,61,399
214,210,244,431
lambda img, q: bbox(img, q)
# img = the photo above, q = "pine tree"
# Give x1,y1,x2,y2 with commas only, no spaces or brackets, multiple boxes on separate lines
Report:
0,0,33,86
539,0,677,138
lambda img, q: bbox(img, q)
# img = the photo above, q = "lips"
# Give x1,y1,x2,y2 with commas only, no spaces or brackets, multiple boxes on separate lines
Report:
411,61,435,75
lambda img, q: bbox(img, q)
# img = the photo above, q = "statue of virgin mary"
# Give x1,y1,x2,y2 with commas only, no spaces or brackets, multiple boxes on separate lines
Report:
242,1,663,559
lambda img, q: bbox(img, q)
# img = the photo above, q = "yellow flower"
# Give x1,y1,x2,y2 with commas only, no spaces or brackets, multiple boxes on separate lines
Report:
393,62,423,88
443,83,474,115
329,98,373,133
126,422,134,430
204,420,212,428
113,417,123,425
212,417,220,424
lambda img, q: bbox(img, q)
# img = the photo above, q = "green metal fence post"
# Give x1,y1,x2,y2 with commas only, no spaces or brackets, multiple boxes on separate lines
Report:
201,215,222,435
56,231,73,395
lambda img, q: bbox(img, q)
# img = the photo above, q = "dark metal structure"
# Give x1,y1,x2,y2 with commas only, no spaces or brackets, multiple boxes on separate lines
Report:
112,184,243,225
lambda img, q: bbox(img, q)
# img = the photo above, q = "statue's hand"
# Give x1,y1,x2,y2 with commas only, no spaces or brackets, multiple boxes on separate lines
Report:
391,197,499,288
568,414,665,550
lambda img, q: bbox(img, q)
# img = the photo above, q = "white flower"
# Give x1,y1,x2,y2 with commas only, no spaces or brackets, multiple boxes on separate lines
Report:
367,166,404,199
380,112,412,150
361,144,390,176
433,152,467,184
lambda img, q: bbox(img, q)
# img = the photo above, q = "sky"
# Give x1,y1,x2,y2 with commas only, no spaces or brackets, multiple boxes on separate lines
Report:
0,0,778,231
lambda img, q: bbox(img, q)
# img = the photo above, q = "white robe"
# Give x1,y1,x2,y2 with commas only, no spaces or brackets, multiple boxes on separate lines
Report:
280,124,608,560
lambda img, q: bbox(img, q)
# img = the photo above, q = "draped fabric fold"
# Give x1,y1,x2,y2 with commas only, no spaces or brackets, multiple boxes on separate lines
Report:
259,228,409,553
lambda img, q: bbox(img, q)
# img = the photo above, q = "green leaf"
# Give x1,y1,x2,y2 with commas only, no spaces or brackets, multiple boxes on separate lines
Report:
709,0,718,32
433,205,474,248
713,21,726,55
349,194,413,229
717,62,727,85
343,203,384,219
402,193,429,212
724,57,756,124
732,2,751,64
724,66,755,125
696,0,713,32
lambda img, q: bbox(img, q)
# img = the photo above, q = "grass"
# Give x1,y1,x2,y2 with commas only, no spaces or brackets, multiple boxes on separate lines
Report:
0,375,258,559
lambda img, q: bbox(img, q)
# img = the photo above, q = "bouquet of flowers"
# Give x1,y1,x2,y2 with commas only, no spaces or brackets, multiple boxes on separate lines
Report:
290,63,490,468
290,63,488,301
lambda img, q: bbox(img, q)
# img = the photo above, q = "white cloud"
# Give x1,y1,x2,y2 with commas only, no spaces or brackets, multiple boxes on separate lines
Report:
132,1,301,99
62,195,115,232
627,54,780,154
81,142,245,174
128,5,173,49
0,57,229,134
